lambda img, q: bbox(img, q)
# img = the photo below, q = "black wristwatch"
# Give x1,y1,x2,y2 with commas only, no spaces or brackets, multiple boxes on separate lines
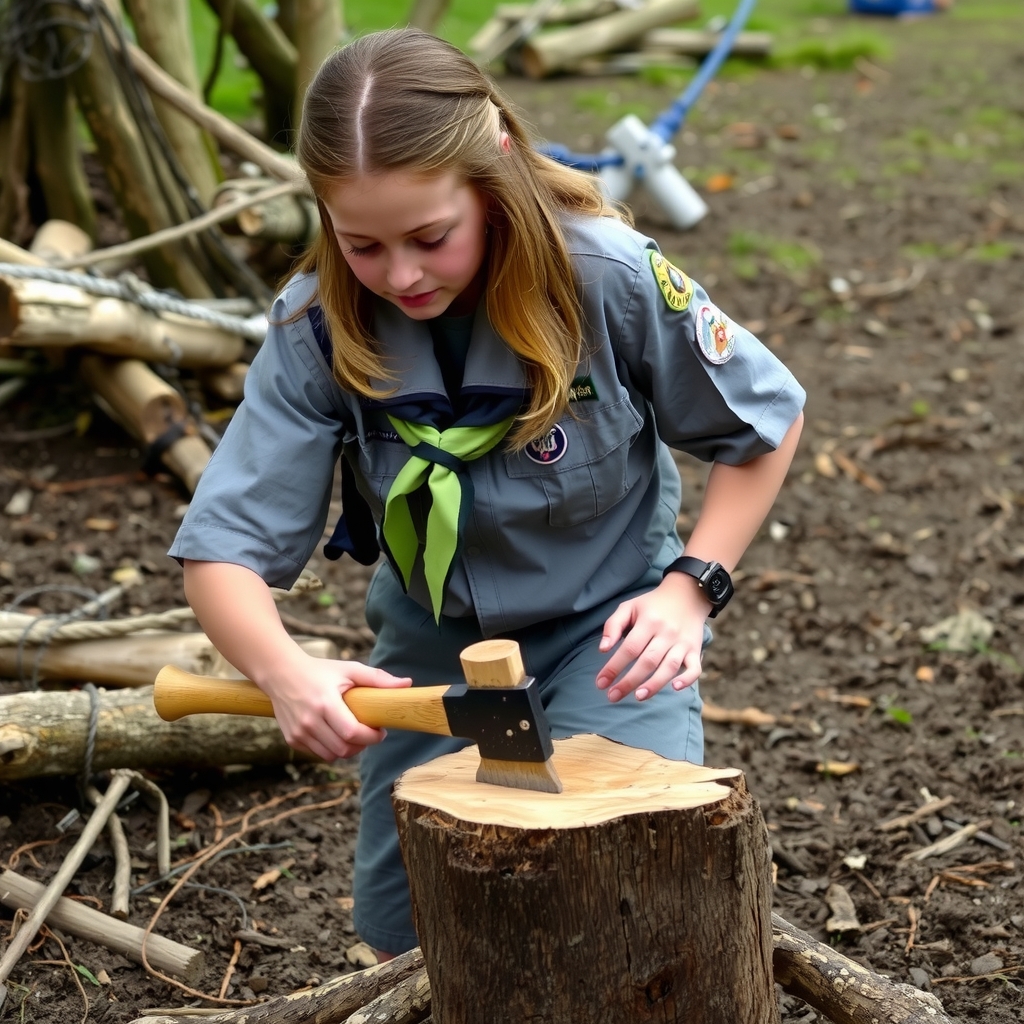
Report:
663,556,734,618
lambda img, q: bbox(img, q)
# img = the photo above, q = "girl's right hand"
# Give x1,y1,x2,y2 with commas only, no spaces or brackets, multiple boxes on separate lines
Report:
259,653,412,762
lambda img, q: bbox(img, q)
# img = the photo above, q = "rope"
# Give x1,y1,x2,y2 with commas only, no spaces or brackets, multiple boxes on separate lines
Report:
80,681,100,786
0,572,323,647
0,264,268,342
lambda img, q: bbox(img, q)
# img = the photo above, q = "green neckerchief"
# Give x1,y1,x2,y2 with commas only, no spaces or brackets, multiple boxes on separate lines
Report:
382,413,516,622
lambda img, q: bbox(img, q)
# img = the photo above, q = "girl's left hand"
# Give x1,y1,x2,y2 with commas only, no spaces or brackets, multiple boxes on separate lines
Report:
596,573,712,702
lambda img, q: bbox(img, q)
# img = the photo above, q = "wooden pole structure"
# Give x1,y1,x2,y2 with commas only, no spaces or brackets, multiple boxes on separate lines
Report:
0,70,31,244
27,220,93,264
25,76,97,240
408,0,451,32
517,0,700,78
293,0,344,132
394,733,778,1024
122,0,222,207
49,1,212,297
78,355,213,492
0,276,245,367
203,0,299,144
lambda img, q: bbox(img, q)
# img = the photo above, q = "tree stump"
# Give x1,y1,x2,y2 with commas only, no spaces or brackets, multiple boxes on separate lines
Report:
393,733,778,1024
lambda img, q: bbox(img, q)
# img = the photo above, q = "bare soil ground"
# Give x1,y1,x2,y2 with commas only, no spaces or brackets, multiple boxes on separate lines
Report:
2,9,1023,1023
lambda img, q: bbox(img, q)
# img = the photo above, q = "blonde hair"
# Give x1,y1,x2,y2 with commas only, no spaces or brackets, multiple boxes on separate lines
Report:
294,28,625,448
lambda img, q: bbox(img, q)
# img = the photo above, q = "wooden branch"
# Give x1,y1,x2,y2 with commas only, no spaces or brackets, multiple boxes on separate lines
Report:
215,178,317,244
0,869,203,983
772,913,954,1024
407,0,451,33
25,75,97,239
50,178,305,271
0,771,133,1003
126,41,302,182
517,0,700,78
0,238,46,266
340,967,430,1023
55,3,211,297
0,684,308,781
80,355,212,492
122,0,221,207
28,221,93,264
199,362,248,402
126,948,425,1024
203,0,298,142
0,68,31,244
84,782,132,919
293,0,344,131
0,630,336,688
0,275,245,367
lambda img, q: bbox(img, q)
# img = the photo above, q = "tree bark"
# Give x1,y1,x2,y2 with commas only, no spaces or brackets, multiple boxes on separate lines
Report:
0,870,205,984
407,0,450,33
49,1,212,296
0,684,309,781
772,914,954,1024
122,0,222,207
394,734,778,1024
517,0,700,78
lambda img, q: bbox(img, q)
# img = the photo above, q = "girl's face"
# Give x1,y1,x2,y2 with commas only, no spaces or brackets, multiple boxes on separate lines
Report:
323,170,489,319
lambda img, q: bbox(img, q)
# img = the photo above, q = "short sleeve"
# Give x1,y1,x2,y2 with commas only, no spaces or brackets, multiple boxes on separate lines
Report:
168,283,351,588
616,247,805,464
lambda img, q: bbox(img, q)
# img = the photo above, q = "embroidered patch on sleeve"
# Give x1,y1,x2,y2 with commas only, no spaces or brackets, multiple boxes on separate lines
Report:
569,375,599,402
649,250,694,312
696,303,737,364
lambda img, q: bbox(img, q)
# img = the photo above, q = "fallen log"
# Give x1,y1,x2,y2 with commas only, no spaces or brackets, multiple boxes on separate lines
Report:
517,0,700,78
127,948,425,1024
0,629,336,688
0,275,244,367
772,913,954,1024
79,356,212,494
28,221,93,265
395,734,777,1023
642,27,774,56
0,869,203,984
0,684,307,781
215,178,317,245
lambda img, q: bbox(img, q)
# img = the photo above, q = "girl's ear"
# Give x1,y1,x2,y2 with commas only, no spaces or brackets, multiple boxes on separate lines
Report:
499,131,511,153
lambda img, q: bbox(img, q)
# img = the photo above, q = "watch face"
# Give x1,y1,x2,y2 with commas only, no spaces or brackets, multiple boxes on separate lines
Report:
705,568,733,603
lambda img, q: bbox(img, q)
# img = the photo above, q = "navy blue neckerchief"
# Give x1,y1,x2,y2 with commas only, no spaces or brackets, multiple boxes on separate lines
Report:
308,307,527,574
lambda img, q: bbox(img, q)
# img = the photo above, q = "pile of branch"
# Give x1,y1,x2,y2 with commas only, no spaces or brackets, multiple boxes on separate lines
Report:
125,915,952,1024
0,0,341,492
469,0,773,78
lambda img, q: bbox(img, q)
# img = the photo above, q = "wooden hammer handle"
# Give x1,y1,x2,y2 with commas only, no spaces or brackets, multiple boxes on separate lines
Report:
153,665,453,736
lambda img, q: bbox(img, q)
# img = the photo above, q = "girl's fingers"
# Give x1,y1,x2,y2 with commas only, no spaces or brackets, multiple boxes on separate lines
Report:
598,601,637,654
605,637,676,701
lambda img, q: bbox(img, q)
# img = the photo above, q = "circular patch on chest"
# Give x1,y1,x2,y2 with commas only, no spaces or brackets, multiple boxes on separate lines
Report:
525,423,568,465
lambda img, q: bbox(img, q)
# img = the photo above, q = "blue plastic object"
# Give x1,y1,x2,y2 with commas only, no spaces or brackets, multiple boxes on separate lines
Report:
849,0,935,14
539,0,760,172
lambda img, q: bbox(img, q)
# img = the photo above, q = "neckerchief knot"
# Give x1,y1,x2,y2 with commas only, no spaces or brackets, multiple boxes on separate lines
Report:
381,413,515,621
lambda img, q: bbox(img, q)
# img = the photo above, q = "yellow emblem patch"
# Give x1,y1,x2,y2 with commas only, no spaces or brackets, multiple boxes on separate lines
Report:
649,251,693,312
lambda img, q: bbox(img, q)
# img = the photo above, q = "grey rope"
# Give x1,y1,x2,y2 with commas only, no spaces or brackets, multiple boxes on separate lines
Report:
0,264,268,343
80,681,100,787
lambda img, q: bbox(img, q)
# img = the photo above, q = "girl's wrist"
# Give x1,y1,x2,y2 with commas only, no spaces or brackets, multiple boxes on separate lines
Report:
659,570,714,617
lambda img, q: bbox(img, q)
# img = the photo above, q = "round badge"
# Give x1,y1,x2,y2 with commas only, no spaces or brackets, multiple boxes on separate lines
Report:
649,250,693,312
525,424,568,465
696,304,736,365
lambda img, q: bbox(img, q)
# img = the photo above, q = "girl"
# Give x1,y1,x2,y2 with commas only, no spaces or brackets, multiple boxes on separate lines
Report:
171,28,804,956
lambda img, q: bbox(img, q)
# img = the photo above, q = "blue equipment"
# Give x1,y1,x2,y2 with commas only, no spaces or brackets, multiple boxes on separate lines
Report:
540,0,759,229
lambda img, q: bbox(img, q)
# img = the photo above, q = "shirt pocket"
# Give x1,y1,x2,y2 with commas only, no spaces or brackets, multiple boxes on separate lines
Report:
353,432,410,516
504,397,644,528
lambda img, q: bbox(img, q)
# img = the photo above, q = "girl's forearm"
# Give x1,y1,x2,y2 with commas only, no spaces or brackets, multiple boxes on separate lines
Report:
182,560,309,687
684,412,804,571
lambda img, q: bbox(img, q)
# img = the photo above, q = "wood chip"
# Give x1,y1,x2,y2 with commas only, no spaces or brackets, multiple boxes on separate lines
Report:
825,883,860,933
878,796,955,832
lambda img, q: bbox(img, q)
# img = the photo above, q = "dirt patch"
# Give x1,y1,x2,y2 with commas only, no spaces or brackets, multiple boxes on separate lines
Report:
2,11,1023,1023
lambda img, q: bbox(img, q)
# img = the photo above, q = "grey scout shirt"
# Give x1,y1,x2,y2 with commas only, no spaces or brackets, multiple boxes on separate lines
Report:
170,214,805,637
